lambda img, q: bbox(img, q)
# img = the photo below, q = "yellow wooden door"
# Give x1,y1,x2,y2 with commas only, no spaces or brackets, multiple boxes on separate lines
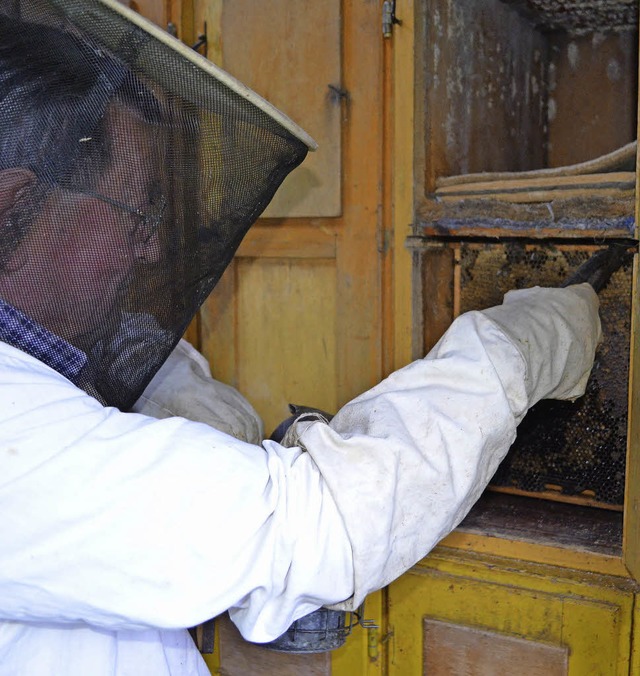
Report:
188,0,387,436
388,549,635,676
193,2,389,673
112,1,411,673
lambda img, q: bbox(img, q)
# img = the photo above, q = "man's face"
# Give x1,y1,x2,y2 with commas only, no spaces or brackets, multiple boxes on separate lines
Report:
0,105,163,348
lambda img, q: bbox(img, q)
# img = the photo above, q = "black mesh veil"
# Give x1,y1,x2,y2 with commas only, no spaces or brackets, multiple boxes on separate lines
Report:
0,0,314,409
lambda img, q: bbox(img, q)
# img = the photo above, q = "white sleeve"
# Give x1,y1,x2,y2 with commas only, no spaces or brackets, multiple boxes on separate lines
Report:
0,344,352,643
294,284,601,610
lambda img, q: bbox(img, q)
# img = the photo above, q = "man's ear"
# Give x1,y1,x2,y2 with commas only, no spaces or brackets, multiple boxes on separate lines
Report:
0,168,37,220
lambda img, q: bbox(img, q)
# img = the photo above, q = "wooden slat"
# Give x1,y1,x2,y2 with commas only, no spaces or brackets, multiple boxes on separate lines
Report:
622,63,640,577
217,614,331,676
390,0,416,371
419,246,454,355
437,186,635,204
437,141,637,188
437,171,636,195
413,192,636,240
435,172,636,204
333,0,385,405
423,619,569,676
236,224,337,259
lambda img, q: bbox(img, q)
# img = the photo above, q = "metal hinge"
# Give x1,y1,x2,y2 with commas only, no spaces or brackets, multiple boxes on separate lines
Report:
166,22,208,56
382,0,402,38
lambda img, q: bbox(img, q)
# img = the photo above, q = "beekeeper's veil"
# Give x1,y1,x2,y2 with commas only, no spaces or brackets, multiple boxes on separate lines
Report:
0,0,314,409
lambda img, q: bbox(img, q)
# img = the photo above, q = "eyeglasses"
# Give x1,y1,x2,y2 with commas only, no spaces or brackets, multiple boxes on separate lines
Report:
80,189,167,243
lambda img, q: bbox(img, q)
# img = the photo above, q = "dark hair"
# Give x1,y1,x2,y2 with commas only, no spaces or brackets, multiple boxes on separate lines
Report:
0,13,163,265
0,14,161,187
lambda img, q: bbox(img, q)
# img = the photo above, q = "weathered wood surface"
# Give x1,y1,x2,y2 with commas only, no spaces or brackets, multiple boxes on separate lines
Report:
423,618,569,676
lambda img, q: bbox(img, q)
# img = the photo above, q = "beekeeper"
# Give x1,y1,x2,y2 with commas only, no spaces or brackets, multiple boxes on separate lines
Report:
0,2,603,675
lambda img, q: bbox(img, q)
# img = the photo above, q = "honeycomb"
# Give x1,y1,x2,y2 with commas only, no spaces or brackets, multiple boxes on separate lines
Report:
459,242,632,507
504,0,638,34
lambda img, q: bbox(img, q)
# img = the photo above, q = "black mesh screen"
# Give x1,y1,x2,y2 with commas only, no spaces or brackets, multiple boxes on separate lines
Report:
0,0,309,409
458,242,632,508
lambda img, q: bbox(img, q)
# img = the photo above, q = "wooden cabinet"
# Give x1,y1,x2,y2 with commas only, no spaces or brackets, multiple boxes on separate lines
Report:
121,0,640,672
407,0,639,565
388,550,635,675
387,0,640,674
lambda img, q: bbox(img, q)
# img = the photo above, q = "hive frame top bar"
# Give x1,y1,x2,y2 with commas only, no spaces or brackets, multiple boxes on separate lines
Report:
76,0,318,151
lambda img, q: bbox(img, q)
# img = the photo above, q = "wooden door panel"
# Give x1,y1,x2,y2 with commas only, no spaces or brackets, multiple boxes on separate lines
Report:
198,0,386,423
423,619,569,676
388,554,633,676
220,0,342,218
234,258,337,434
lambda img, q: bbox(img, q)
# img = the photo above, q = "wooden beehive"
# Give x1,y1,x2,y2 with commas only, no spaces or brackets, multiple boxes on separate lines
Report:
412,0,638,511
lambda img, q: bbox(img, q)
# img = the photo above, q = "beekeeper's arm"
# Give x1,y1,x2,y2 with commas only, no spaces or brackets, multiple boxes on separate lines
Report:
0,284,599,643
295,283,600,611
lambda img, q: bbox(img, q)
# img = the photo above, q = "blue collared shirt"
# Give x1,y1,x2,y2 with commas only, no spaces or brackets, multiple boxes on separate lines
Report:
0,297,86,382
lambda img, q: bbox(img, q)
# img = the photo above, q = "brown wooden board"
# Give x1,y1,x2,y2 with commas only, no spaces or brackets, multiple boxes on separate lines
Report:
422,0,548,191
547,31,638,168
423,618,569,676
459,492,623,556
413,193,636,239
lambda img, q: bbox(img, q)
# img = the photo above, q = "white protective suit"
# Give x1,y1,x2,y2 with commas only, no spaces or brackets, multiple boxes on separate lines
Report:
0,284,600,675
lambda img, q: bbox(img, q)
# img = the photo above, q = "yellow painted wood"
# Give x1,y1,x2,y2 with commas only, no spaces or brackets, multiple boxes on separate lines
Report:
388,550,635,675
390,0,415,371
439,533,630,579
220,0,341,218
623,252,640,580
236,223,337,260
234,258,337,434
333,0,385,405
332,591,385,676
194,0,222,64
631,593,640,676
623,32,640,581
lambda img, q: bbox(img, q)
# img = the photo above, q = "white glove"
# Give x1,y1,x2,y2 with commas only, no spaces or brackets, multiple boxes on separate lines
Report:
132,339,264,443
